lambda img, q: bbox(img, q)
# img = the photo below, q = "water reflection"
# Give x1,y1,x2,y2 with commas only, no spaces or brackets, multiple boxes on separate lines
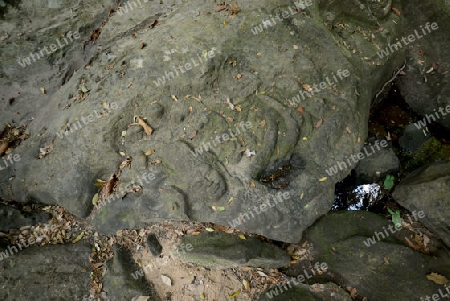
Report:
332,182,382,211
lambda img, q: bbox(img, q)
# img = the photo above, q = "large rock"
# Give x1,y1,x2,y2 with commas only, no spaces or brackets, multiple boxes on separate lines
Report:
355,139,400,183
396,0,450,131
0,203,51,232
0,241,92,301
0,0,447,244
259,283,351,301
175,231,290,269
102,244,161,301
392,161,450,247
297,211,450,300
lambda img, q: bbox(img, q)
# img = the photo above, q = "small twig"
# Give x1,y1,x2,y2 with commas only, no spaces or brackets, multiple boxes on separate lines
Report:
372,60,406,107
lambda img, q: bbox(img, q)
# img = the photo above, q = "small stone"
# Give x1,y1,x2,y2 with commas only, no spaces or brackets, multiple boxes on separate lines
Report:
161,275,172,286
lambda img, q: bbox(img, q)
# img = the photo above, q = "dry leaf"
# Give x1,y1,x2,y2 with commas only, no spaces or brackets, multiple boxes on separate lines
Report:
144,149,155,156
189,130,197,140
40,87,46,94
302,84,312,92
228,289,241,298
216,4,227,12
256,271,267,277
297,107,304,114
239,235,246,240
136,116,153,135
392,7,401,17
426,273,448,285
319,177,327,182
72,231,85,243
119,157,132,170
0,32,9,41
95,179,106,187
242,279,250,291
92,193,99,206
315,119,323,128
260,120,266,127
229,1,240,15
293,45,298,49
350,287,358,298
205,227,214,232
346,127,352,133
191,231,201,236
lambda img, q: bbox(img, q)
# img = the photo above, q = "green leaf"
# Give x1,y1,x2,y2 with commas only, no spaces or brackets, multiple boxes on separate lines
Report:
388,208,402,227
72,231,85,244
81,86,89,93
92,193,99,206
383,174,395,190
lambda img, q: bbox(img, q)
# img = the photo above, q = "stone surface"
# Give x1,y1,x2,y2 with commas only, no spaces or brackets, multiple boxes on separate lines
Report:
0,203,51,232
299,211,450,301
392,161,450,247
175,231,290,269
102,244,161,301
396,0,450,131
0,241,92,301
399,123,430,154
0,0,412,243
355,139,400,183
259,283,351,301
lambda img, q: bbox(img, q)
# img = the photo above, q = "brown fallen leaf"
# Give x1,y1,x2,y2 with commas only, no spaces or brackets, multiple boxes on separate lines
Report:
0,141,8,156
136,116,153,135
216,4,227,12
189,130,197,140
315,119,323,128
144,149,155,156
302,84,312,92
392,7,401,17
297,107,304,114
426,272,448,285
118,157,132,170
98,173,120,202
0,32,9,41
229,1,241,15
149,20,159,29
